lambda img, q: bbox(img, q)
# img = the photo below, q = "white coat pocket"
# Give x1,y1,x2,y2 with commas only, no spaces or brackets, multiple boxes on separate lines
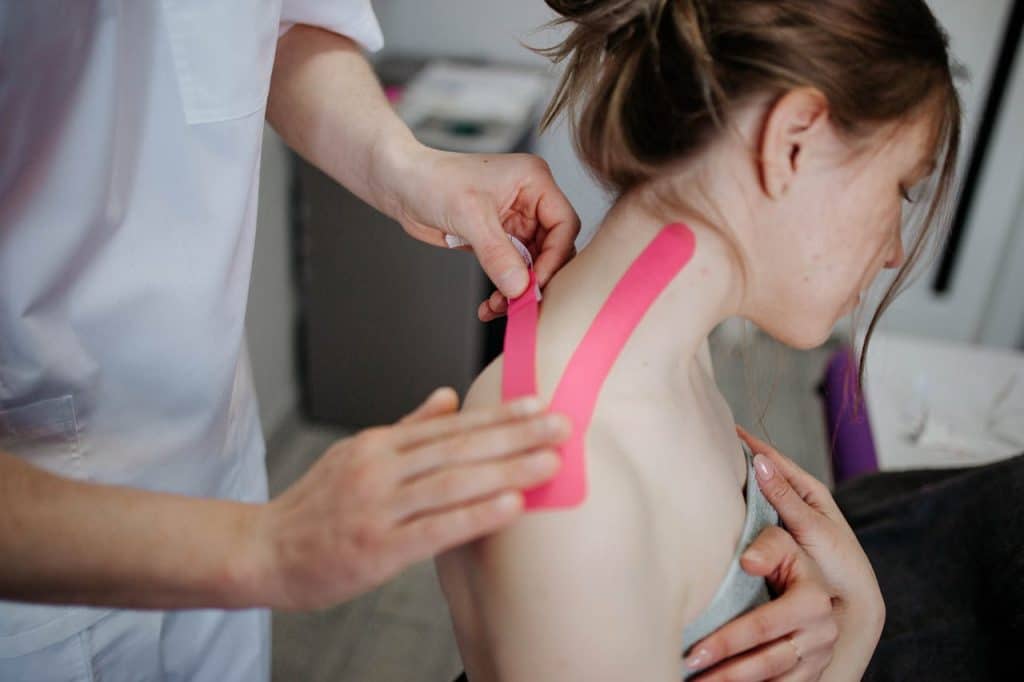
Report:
0,394,111,660
161,0,280,124
0,395,84,480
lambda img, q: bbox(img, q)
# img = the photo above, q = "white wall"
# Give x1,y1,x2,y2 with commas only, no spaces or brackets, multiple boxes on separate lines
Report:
981,190,1024,348
246,128,298,438
373,1,558,65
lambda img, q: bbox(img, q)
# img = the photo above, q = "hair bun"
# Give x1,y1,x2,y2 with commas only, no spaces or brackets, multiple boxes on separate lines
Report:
544,0,653,32
543,0,599,20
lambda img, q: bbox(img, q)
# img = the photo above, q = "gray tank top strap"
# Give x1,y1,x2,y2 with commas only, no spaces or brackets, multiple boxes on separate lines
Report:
681,445,780,677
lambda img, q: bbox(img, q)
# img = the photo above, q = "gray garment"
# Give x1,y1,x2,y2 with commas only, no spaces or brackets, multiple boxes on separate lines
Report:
681,446,780,678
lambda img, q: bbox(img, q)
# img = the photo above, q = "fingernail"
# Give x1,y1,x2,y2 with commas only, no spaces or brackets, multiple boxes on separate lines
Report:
685,647,712,671
544,414,571,437
496,492,523,512
532,452,561,474
513,397,544,414
753,454,775,481
743,547,764,565
430,386,455,400
498,268,528,297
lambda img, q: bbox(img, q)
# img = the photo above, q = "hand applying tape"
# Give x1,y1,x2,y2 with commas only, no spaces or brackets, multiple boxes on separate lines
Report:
445,233,543,301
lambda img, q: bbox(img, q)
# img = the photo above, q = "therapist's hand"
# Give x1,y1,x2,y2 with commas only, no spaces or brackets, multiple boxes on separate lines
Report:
253,387,569,611
268,27,578,318
688,428,885,681
380,141,580,319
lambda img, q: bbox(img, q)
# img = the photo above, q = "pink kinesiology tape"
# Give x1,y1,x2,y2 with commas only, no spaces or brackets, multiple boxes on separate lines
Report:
502,224,697,510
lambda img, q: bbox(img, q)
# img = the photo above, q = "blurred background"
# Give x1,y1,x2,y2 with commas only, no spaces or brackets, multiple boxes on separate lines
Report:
246,2,1024,679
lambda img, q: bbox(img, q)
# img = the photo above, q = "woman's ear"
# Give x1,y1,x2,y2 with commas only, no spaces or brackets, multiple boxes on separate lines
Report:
758,88,830,199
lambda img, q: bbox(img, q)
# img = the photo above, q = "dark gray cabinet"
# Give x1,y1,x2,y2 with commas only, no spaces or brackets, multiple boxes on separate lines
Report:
293,57,540,427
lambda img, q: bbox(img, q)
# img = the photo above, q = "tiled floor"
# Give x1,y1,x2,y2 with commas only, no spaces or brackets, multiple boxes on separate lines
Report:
266,424,464,682
266,328,840,681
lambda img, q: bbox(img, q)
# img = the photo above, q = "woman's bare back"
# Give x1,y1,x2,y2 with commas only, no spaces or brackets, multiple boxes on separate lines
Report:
436,221,751,680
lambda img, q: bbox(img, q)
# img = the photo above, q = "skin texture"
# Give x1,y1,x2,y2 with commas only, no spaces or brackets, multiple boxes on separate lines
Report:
723,90,933,349
436,90,933,681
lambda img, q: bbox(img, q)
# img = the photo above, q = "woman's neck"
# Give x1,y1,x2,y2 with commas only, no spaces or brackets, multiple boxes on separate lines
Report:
539,191,746,399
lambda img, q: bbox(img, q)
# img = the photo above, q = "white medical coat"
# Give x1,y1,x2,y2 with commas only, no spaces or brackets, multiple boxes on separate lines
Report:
0,0,382,676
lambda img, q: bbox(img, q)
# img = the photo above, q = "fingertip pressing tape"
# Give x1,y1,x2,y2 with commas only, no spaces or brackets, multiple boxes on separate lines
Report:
445,233,541,300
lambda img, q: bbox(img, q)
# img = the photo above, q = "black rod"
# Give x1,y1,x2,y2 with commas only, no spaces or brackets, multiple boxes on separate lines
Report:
934,0,1024,294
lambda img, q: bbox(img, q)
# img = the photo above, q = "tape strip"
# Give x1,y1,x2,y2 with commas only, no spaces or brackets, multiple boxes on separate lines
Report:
502,224,697,510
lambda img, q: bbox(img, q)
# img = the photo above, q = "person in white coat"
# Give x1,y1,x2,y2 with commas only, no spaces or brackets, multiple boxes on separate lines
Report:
0,2,579,679
0,2,879,681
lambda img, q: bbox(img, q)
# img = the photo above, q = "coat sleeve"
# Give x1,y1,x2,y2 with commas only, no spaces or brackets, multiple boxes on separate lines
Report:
279,0,384,52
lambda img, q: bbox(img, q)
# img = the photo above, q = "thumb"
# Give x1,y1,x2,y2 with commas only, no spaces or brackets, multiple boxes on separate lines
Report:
752,453,818,536
399,387,460,424
740,426,842,522
460,211,529,298
740,525,805,580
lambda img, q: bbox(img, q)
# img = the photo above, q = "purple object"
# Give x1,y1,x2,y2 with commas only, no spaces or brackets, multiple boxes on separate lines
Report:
820,347,879,484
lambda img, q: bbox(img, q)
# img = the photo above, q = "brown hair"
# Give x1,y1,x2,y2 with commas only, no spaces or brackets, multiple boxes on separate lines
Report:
538,0,962,383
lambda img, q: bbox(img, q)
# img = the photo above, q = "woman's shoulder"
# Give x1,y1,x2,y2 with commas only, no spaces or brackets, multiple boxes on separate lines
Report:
462,356,503,411
460,354,658,563
461,356,655,566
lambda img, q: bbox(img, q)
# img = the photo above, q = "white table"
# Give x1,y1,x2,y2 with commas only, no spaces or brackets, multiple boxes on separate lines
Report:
863,332,1024,470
